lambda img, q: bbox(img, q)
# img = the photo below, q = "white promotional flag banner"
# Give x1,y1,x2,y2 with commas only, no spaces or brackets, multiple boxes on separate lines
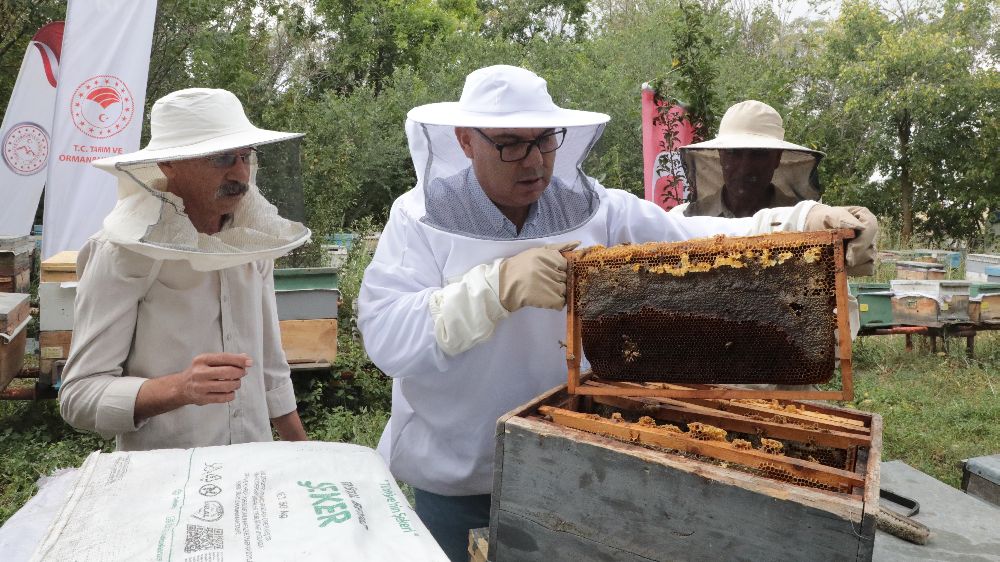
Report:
0,22,63,236
41,0,157,259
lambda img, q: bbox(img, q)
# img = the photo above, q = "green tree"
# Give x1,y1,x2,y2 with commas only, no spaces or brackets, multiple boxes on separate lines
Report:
805,0,998,244
478,0,590,43
309,0,480,95
0,0,64,106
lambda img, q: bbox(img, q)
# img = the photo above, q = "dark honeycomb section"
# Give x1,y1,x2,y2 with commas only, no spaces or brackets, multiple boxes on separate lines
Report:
571,233,843,384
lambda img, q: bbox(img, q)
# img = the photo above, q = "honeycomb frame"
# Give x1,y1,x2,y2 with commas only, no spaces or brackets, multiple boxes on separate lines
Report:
564,229,855,401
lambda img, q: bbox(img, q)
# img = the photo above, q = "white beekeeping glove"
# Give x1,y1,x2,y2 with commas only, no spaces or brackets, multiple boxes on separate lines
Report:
428,242,579,356
805,204,879,276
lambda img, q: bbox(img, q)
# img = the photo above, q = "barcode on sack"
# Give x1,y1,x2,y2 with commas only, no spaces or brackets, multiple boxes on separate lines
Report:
184,553,223,562
184,524,223,553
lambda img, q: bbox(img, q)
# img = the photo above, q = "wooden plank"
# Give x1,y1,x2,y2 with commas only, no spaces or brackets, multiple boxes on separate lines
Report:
491,416,872,562
564,252,580,394
590,394,872,449
834,237,855,401
39,270,77,283
279,318,337,363
571,383,846,401
538,406,864,490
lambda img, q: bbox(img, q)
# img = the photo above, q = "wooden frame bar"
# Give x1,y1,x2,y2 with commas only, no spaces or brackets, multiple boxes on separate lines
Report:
565,229,856,401
589,394,872,449
537,405,865,490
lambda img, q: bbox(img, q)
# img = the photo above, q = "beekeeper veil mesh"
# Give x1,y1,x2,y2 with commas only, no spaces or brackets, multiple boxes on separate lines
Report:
405,65,611,240
92,88,309,271
679,100,824,214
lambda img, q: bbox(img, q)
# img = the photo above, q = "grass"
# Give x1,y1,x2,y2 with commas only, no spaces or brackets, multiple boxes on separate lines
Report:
848,331,999,488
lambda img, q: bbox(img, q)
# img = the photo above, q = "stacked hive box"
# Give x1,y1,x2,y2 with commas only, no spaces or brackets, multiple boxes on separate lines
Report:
38,251,78,377
1,292,31,390
0,236,34,293
895,260,945,280
966,254,1000,282
274,267,340,365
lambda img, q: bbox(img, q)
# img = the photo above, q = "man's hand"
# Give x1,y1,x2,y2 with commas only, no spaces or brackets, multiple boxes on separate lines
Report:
499,242,579,312
134,353,251,424
177,353,252,405
804,204,878,276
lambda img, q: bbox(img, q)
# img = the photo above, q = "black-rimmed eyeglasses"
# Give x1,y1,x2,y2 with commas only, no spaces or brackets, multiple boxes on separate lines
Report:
474,128,567,162
206,148,256,169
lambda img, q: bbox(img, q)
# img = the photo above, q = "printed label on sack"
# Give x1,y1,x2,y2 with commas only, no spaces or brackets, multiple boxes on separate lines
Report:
859,303,869,312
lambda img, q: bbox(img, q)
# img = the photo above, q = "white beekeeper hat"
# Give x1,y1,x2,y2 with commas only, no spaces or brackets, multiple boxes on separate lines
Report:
407,65,609,128
680,100,823,208
93,88,303,168
91,88,309,271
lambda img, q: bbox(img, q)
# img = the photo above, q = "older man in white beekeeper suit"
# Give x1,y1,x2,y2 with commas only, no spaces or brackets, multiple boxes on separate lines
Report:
357,65,878,560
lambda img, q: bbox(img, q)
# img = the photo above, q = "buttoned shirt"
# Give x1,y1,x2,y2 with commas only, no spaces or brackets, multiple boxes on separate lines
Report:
421,167,595,239
59,238,296,451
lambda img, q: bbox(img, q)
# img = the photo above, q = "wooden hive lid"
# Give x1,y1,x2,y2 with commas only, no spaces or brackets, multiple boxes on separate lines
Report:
41,250,79,272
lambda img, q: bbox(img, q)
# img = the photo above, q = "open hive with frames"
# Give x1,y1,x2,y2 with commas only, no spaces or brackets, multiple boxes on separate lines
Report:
488,230,881,561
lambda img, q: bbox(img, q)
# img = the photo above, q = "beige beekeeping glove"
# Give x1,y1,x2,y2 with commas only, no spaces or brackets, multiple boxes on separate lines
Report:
805,204,878,276
499,242,580,312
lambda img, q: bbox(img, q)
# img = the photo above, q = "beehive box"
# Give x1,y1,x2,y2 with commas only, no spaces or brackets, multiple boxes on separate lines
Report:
0,241,35,276
896,260,945,280
850,283,894,328
890,280,971,324
489,384,881,561
1,293,31,390
273,267,340,321
490,232,878,560
39,281,76,331
966,254,1000,282
891,295,941,327
970,284,1000,324
911,249,962,269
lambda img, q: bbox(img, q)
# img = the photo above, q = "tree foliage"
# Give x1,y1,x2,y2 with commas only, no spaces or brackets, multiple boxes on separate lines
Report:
1,0,996,247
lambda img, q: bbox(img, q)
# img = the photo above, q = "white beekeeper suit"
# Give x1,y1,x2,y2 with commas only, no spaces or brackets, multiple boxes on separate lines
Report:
357,65,824,498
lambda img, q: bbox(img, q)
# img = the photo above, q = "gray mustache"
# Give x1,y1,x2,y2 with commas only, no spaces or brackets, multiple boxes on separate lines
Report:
216,181,249,198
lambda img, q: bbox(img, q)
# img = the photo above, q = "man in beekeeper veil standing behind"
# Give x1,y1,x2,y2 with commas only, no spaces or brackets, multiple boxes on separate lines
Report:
358,65,878,559
60,88,310,451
